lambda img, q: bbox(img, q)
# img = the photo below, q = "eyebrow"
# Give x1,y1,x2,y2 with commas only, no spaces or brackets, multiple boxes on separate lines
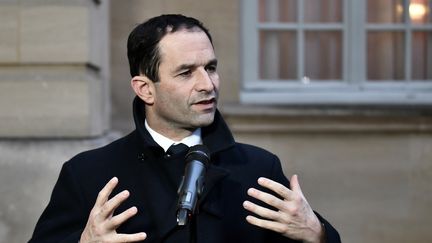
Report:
172,58,218,74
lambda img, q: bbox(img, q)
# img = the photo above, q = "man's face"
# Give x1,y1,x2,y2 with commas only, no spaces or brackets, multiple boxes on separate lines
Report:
147,29,219,136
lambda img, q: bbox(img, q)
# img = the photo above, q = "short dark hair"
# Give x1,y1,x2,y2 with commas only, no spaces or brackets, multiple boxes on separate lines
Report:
127,14,213,81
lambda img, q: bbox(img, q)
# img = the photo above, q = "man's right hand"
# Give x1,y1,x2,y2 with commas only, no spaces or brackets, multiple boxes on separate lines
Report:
80,177,147,243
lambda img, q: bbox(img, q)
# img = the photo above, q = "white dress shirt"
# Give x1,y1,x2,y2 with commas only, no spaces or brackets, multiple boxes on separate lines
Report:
145,120,202,152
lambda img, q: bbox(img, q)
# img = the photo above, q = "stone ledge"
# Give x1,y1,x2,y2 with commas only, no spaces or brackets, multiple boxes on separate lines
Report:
0,65,108,138
220,103,432,133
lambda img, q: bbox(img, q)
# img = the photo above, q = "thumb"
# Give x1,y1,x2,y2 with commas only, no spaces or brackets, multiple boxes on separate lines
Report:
290,174,304,196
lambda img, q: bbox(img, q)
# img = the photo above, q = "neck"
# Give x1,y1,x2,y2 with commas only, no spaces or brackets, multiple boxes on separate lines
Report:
145,117,195,142
151,125,194,142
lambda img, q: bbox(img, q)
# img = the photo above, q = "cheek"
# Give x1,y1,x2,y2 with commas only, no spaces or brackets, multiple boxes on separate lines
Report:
212,74,220,90
158,88,188,110
154,82,194,110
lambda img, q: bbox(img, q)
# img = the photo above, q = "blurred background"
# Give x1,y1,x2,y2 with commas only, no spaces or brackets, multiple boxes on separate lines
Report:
0,0,431,242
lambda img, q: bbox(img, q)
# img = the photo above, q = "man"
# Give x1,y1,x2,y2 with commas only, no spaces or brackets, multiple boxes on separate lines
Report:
29,14,340,243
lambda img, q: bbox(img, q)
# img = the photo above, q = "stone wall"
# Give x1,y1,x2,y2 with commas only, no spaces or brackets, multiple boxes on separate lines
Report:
0,133,120,242
0,0,110,137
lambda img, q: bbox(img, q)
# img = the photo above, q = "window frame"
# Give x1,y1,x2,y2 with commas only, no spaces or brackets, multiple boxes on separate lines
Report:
240,0,432,105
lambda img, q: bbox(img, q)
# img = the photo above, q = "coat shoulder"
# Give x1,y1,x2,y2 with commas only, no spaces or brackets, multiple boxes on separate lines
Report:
66,131,138,170
234,142,279,162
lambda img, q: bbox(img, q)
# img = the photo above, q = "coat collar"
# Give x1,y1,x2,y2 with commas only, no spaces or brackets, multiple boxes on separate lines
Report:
132,96,236,156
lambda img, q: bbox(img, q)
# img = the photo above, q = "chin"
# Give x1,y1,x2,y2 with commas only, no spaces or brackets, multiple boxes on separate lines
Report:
194,113,215,127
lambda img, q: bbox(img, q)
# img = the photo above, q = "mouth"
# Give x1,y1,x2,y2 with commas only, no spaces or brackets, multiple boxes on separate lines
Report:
196,98,216,105
193,97,217,109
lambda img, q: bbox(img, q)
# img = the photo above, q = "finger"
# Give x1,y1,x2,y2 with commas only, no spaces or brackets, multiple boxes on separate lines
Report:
108,206,138,229
94,177,119,208
114,232,147,242
99,190,130,219
257,177,295,200
245,215,286,234
289,174,304,197
243,200,279,220
247,188,286,210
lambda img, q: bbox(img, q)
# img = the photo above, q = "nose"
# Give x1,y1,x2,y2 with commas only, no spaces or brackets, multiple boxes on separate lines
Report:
195,68,216,93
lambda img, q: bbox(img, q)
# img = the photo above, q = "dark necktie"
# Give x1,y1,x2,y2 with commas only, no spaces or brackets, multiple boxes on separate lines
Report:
166,143,189,157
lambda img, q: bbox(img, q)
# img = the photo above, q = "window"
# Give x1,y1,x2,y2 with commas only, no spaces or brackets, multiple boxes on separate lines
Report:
241,0,432,104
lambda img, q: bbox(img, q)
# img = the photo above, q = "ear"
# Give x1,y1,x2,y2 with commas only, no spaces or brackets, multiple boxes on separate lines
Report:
131,75,155,105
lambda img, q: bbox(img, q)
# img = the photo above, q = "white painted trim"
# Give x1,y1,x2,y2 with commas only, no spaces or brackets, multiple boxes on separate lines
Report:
240,90,432,105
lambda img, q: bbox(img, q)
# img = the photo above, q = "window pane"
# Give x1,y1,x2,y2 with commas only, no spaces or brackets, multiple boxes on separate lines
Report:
367,0,404,23
259,0,297,22
304,0,343,23
410,0,432,24
304,31,342,80
259,31,297,79
412,31,432,80
367,32,405,80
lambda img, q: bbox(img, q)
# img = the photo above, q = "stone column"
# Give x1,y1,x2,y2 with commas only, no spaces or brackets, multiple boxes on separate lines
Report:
0,1,111,242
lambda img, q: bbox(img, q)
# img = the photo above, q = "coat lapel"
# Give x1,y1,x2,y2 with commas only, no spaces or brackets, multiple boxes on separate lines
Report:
199,164,230,218
133,149,181,241
134,153,230,240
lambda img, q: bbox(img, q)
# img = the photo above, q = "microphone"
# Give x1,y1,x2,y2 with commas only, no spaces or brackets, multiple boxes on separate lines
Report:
176,145,210,226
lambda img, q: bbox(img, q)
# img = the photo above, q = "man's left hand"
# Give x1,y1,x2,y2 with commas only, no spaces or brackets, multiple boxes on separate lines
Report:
243,174,325,243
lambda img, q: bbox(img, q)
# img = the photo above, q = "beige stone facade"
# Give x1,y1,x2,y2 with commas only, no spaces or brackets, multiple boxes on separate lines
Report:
0,1,431,243
0,0,109,137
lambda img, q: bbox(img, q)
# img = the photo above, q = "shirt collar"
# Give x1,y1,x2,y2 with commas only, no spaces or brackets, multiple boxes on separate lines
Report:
145,120,202,152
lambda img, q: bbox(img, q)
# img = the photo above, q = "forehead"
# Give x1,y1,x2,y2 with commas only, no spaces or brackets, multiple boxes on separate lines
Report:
158,29,215,64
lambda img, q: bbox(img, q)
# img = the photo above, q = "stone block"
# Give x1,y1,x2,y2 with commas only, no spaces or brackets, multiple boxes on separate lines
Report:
0,1,19,62
20,3,89,63
0,133,120,243
0,65,107,137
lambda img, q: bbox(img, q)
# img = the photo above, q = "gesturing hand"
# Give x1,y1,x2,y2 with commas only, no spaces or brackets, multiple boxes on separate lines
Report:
243,175,325,243
80,177,147,243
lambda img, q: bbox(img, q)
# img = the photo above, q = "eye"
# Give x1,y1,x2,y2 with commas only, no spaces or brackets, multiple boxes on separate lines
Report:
179,70,192,77
206,64,217,73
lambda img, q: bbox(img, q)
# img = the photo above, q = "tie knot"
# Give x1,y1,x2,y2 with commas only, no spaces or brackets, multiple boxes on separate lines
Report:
166,143,189,157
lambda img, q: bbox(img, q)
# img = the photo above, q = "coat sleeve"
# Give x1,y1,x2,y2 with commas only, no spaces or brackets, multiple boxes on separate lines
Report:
267,154,342,243
28,162,88,243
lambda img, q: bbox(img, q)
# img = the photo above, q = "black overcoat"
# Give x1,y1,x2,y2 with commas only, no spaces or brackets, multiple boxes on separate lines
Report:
29,97,341,243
